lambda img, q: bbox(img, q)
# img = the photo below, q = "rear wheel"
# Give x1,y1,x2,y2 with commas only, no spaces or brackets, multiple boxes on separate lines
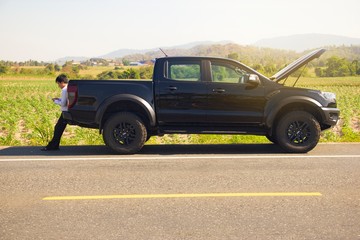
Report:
275,111,320,153
103,112,147,154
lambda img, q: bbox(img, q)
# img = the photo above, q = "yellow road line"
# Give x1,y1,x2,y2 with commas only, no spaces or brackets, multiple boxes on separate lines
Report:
43,192,322,201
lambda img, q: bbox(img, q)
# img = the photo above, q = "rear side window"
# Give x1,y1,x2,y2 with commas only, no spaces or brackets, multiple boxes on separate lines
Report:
165,61,201,81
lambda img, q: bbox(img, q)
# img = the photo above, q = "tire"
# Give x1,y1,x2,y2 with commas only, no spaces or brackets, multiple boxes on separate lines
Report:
103,112,147,154
275,111,320,153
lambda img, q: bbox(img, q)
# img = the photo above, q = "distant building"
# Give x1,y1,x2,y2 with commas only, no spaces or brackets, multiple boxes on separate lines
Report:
129,62,143,66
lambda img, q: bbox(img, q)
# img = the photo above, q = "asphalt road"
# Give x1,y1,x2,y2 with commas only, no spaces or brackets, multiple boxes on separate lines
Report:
1,143,360,240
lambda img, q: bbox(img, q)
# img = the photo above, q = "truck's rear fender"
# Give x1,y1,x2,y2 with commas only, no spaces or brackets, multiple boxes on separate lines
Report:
265,96,326,134
95,94,156,131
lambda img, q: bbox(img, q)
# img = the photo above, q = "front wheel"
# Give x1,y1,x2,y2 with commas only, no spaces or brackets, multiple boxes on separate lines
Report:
103,112,147,154
275,111,320,153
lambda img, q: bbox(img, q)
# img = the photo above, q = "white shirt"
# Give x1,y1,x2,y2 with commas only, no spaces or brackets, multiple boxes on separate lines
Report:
54,85,68,111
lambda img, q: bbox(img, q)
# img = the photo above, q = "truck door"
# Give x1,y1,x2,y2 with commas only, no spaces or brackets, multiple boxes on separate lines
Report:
155,59,208,125
205,60,265,125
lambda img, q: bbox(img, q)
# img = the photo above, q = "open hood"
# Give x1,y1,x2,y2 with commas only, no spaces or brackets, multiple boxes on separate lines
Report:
270,48,326,82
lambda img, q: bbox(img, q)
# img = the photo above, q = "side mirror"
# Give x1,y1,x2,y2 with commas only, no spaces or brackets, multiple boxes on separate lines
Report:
245,74,260,86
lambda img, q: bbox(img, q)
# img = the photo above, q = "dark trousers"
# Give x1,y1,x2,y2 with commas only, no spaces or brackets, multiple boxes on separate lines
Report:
47,113,67,149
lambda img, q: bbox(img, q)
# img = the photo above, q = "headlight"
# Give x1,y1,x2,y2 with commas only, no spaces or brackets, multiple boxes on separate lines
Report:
320,91,336,101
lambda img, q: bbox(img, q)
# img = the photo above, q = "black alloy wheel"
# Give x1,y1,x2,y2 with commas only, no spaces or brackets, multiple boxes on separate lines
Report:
103,112,147,154
275,111,320,153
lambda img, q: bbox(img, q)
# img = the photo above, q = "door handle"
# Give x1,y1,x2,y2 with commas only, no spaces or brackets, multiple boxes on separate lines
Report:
212,88,225,93
167,86,177,91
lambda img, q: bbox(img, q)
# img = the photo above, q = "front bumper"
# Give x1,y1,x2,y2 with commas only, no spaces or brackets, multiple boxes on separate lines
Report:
321,107,340,126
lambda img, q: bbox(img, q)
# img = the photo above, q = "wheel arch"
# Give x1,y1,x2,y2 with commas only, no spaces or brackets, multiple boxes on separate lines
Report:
95,94,156,131
265,96,324,134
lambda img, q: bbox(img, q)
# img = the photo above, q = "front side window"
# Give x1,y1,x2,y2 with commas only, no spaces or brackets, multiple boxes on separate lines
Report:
166,61,201,81
211,62,246,84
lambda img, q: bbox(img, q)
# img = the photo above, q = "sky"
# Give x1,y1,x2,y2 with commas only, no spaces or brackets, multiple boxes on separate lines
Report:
0,0,359,61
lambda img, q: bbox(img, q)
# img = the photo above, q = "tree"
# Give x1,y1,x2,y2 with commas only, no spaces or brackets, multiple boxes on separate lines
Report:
252,64,265,74
352,60,359,75
61,61,79,78
325,56,351,77
315,67,324,77
228,53,239,61
54,64,61,71
0,64,9,74
122,59,130,66
120,68,140,79
45,63,54,73
97,71,115,80
139,66,153,79
264,64,277,76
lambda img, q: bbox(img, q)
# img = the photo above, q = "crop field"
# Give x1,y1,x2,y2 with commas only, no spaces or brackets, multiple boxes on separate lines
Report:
78,66,118,77
0,77,359,147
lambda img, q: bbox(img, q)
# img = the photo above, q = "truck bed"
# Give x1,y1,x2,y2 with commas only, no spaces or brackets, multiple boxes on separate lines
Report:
65,79,154,127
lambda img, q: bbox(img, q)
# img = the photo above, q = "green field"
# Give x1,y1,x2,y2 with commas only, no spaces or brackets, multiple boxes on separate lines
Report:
0,77,359,147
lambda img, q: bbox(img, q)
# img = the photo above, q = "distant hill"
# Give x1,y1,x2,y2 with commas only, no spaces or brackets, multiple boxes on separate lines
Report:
54,35,360,64
99,40,233,59
254,33,360,52
121,43,300,68
53,41,233,63
54,56,88,65
99,48,155,59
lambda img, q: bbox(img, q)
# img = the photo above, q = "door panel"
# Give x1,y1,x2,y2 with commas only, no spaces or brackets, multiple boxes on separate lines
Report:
156,60,208,124
206,60,265,124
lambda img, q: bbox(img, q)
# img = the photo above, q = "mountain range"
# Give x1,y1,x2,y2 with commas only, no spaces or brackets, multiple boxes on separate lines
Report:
98,40,233,59
254,33,360,52
55,34,360,63
55,41,233,63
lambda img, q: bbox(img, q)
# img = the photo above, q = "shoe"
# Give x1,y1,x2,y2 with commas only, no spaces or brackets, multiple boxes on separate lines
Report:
41,147,60,151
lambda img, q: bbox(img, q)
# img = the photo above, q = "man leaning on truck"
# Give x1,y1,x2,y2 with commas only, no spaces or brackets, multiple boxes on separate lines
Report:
41,74,68,151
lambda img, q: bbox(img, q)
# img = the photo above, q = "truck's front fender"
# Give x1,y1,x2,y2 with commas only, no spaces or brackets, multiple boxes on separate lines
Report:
265,96,323,128
95,94,156,128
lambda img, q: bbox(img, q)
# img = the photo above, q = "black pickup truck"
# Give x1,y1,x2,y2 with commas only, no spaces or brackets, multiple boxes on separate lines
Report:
64,48,340,154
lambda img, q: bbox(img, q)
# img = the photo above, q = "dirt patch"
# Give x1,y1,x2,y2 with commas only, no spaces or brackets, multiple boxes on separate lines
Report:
14,120,25,141
62,126,76,139
350,117,360,132
14,120,31,144
333,118,344,137
0,127,8,138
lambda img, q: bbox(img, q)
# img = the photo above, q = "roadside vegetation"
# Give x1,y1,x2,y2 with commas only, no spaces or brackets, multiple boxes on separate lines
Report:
1,45,360,80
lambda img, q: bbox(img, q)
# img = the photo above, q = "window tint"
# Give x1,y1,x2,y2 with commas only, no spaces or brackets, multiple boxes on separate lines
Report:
166,61,201,81
211,62,246,83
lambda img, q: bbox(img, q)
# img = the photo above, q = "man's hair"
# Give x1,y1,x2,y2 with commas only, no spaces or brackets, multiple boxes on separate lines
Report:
55,74,68,83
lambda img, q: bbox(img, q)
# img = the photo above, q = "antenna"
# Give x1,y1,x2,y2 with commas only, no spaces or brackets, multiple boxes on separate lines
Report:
159,48,168,57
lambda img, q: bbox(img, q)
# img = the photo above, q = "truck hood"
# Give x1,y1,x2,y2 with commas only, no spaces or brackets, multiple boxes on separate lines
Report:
270,48,326,82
